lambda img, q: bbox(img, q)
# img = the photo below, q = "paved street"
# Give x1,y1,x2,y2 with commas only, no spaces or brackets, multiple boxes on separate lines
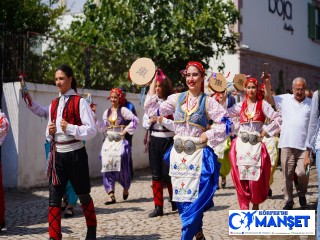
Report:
0,166,318,240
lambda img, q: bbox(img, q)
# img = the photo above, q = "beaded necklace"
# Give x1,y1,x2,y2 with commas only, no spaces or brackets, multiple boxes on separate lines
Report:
185,92,200,115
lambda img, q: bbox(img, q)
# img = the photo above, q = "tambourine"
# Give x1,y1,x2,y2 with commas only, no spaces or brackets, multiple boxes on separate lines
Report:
128,57,156,86
208,73,227,93
233,74,246,91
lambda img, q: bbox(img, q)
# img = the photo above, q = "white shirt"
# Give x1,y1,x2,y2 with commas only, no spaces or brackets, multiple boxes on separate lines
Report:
274,94,311,150
96,107,139,135
46,89,97,152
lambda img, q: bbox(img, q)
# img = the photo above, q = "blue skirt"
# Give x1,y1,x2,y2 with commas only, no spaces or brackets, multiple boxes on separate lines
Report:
164,146,220,240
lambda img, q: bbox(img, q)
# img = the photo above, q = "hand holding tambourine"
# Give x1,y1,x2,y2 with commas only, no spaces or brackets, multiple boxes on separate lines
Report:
233,74,246,91
128,58,156,86
208,73,227,93
208,72,246,93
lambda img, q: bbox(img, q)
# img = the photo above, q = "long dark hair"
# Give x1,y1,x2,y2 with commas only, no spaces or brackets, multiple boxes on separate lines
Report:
55,64,77,92
160,78,173,100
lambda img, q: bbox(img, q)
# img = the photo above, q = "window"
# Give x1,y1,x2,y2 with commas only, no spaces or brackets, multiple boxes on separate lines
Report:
308,3,320,40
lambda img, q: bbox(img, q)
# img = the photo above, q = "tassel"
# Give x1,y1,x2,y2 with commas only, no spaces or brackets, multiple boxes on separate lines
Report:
47,140,60,186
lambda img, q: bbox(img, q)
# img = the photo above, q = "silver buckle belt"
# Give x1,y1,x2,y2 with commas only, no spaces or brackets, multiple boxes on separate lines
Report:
173,138,205,155
240,132,261,145
107,133,122,142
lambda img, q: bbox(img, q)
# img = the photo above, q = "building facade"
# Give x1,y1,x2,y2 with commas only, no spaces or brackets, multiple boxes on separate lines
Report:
211,0,320,93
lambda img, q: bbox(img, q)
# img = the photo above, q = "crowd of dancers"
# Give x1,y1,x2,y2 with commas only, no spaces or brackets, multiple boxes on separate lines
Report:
0,61,319,240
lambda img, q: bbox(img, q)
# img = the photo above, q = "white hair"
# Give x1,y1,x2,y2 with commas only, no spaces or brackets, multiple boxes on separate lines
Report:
292,77,306,87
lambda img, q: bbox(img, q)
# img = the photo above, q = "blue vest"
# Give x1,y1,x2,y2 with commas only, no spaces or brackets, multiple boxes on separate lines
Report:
174,91,209,131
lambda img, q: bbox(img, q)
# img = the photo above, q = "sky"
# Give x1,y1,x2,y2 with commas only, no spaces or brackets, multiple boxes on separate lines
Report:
43,0,87,14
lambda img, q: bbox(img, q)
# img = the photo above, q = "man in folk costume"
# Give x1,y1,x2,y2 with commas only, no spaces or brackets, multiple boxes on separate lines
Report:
0,111,9,232
227,77,281,210
145,61,232,240
46,64,97,240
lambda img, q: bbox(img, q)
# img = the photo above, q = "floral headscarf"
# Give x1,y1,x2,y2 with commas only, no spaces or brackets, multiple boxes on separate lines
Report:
183,61,205,92
186,61,205,78
245,77,258,88
110,88,126,106
245,77,263,100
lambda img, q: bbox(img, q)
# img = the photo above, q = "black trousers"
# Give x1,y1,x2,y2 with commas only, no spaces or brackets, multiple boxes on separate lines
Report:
49,147,91,206
148,136,174,182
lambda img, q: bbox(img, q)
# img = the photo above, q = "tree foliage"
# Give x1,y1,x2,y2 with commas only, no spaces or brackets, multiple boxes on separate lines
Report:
0,0,63,33
43,0,240,90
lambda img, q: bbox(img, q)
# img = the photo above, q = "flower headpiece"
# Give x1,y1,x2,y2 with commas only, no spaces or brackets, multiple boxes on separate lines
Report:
110,88,126,106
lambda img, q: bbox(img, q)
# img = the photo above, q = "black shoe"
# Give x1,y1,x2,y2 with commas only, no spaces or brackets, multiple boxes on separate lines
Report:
85,226,96,240
123,189,129,200
283,201,294,210
268,188,272,197
64,207,75,218
196,236,206,240
171,201,177,211
60,199,68,212
104,195,116,205
148,205,163,218
299,196,307,209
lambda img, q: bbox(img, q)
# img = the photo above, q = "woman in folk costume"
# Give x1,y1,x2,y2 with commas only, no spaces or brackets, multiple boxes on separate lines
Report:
144,61,231,240
46,64,97,240
227,77,281,210
210,89,236,189
23,94,79,218
96,88,138,205
0,111,9,232
142,69,177,217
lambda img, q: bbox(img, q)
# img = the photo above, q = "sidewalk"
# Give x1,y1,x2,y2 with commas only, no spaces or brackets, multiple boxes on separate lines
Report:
1,166,318,239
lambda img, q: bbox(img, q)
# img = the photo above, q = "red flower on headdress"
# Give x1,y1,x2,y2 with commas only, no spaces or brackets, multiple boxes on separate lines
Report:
155,68,166,83
110,88,126,106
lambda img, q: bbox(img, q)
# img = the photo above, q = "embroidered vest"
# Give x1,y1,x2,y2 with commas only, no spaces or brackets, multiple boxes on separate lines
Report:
174,91,209,131
51,95,82,126
106,107,126,127
239,100,266,124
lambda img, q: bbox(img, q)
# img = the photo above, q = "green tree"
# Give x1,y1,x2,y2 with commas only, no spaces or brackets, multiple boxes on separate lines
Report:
44,0,240,90
0,0,63,33
0,0,64,82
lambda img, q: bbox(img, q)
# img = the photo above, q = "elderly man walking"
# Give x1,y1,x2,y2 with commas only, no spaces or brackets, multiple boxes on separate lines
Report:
266,77,311,210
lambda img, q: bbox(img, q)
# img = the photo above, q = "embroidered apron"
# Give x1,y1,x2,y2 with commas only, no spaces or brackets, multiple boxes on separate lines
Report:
169,136,204,202
101,131,123,172
235,131,262,181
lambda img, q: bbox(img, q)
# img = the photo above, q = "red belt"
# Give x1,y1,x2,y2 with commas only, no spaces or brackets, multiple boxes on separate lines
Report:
55,139,80,145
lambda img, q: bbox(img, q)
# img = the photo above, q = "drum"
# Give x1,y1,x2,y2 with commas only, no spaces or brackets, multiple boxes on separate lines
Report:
233,74,246,91
128,57,156,86
208,73,227,93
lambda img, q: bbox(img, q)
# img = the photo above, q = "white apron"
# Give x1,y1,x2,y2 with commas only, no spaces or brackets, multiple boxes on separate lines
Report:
169,136,204,202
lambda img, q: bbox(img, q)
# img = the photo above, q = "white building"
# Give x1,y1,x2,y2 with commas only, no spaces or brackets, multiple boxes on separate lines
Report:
213,0,320,92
